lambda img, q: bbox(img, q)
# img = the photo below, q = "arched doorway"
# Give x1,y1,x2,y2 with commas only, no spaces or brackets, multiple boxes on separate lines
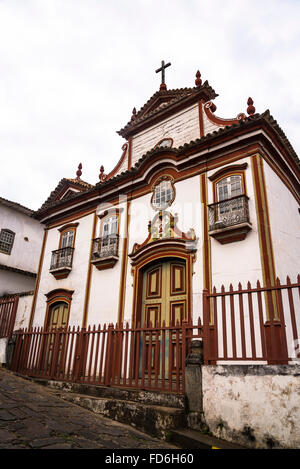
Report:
46,301,69,330
141,258,187,327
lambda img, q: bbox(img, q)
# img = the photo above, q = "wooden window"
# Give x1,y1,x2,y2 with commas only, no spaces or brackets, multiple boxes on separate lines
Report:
0,229,15,255
216,175,244,214
99,214,119,256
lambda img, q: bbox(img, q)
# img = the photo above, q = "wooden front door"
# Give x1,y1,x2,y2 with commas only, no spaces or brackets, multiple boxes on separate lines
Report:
141,259,187,327
140,259,187,378
45,301,69,377
47,302,69,330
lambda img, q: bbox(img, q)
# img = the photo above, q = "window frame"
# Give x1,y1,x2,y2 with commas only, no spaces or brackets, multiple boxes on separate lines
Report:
57,223,79,250
98,211,120,256
151,176,176,211
213,171,247,204
0,229,15,255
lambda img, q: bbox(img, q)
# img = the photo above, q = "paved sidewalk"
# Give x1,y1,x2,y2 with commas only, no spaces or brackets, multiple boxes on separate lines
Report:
0,367,177,449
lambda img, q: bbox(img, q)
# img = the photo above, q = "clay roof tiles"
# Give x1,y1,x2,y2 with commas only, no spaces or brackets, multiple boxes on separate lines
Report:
34,110,299,220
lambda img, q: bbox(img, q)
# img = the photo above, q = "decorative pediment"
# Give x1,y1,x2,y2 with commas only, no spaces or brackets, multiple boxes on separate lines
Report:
117,81,218,139
130,211,197,260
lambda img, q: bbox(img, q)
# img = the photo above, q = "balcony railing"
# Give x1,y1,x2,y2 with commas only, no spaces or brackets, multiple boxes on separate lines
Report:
208,195,250,232
91,235,119,261
50,246,75,271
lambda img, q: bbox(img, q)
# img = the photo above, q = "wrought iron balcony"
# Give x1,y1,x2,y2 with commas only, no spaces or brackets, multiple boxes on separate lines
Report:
208,195,251,244
91,235,119,270
50,246,74,278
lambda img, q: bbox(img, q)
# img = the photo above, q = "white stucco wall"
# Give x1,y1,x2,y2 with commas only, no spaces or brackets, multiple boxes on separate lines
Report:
131,104,200,168
33,213,94,328
14,294,33,330
0,338,7,364
87,200,128,327
202,365,300,449
262,161,300,282
0,204,43,273
123,175,204,324
0,270,35,296
207,157,263,290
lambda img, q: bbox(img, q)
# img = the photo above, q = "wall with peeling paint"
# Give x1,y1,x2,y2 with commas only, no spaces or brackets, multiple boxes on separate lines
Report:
202,365,300,449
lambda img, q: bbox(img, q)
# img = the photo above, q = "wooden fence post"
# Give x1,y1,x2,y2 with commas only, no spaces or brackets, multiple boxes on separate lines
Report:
104,323,114,386
202,288,210,365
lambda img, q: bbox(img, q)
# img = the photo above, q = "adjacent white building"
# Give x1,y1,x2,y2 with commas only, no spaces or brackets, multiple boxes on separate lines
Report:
0,197,44,296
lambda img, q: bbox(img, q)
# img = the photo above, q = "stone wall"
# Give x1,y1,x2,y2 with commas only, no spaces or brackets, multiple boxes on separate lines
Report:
202,364,300,449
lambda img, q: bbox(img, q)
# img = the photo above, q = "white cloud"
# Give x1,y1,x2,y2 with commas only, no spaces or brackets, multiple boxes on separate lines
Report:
0,0,299,210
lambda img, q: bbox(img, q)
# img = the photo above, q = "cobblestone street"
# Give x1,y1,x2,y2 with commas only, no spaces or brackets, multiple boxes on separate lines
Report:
0,367,177,450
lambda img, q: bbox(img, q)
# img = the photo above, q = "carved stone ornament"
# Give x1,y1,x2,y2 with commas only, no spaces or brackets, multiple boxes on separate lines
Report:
130,210,197,256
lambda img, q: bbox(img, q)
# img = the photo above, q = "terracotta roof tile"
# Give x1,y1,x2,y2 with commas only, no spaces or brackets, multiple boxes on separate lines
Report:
0,196,34,216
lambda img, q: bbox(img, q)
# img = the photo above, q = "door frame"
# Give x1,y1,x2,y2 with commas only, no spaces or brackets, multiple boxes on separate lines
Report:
44,288,74,330
130,239,196,327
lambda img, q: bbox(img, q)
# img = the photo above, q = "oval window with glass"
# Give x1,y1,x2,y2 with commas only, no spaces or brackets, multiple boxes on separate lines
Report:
151,177,175,211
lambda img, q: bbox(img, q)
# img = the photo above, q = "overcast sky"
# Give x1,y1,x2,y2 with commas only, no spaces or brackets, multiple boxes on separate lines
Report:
0,0,299,211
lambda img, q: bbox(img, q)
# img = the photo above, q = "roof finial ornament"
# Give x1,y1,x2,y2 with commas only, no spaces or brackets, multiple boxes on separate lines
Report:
99,165,107,182
76,163,82,180
247,97,256,116
155,60,171,91
195,70,202,87
131,107,136,121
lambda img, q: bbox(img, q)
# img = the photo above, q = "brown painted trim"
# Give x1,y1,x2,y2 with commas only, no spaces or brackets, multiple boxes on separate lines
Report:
47,208,97,230
42,139,298,230
131,250,193,327
40,143,263,226
212,170,248,204
203,101,245,127
200,173,212,294
45,288,74,302
251,155,278,321
29,229,48,329
58,225,78,250
117,200,131,324
208,163,248,182
105,144,129,181
43,290,73,330
98,207,124,220
58,222,79,232
82,212,98,328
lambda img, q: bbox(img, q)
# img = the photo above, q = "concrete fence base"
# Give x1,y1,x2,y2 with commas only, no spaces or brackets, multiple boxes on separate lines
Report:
202,364,300,449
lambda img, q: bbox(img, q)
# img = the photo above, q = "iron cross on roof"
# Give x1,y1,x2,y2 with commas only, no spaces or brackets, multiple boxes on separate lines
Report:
155,60,171,90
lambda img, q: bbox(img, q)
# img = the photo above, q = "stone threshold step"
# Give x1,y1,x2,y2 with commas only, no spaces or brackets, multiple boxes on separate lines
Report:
170,428,246,450
51,390,186,440
20,374,185,409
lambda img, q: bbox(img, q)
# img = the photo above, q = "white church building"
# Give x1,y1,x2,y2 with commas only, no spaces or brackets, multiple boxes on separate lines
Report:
27,68,299,340
4,66,300,449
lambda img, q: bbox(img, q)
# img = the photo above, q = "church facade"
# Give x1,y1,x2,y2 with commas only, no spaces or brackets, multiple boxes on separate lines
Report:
28,68,299,361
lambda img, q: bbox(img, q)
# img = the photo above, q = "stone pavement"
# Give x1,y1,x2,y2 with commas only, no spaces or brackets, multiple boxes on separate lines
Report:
0,367,177,450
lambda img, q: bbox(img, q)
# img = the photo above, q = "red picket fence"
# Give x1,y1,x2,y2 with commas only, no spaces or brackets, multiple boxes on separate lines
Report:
10,318,203,394
0,295,19,338
9,275,300,394
203,275,300,364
